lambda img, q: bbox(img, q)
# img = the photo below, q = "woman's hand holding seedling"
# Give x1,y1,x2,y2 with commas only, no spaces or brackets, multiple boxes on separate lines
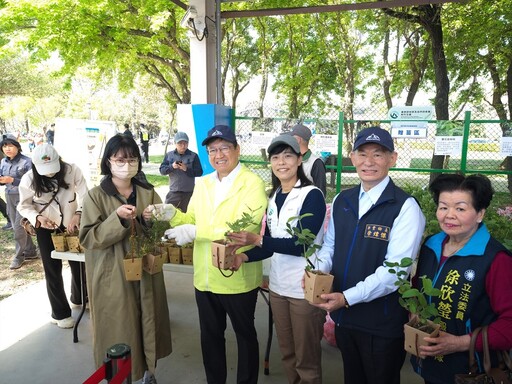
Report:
229,251,248,272
226,231,261,248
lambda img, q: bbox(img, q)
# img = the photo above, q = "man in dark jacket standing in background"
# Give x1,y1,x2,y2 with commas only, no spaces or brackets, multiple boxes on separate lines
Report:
159,131,203,212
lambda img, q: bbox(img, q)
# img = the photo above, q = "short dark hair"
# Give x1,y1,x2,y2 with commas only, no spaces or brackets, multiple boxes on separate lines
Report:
124,123,129,129
268,143,311,198
100,134,142,175
429,173,494,212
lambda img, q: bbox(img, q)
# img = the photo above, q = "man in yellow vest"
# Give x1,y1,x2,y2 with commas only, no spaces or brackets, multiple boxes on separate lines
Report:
139,123,150,163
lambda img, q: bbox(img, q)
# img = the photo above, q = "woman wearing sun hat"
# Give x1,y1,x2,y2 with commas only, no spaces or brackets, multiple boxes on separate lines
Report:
17,143,88,329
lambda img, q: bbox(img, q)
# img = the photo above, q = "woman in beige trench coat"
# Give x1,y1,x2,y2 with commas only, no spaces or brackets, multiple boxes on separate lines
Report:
79,134,172,384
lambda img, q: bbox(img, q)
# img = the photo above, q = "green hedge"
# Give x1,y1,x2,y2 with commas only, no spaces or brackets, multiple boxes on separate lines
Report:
410,158,503,170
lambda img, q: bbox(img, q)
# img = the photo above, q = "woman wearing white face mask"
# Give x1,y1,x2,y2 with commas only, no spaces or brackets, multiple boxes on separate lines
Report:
79,134,172,384
18,143,89,329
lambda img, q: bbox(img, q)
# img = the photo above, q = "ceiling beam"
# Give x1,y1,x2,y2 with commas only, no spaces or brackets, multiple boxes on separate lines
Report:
170,0,188,11
221,0,465,19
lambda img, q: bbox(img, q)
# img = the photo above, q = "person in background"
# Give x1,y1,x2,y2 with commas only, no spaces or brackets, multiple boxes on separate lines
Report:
122,123,134,138
1,147,12,229
411,174,512,384
46,123,55,145
79,134,172,384
139,123,150,163
289,123,326,196
228,133,327,383
159,131,203,212
0,134,38,269
157,125,267,384
18,144,88,329
314,126,426,384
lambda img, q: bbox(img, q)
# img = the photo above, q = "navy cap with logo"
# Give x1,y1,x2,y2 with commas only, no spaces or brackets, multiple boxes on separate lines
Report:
201,125,237,146
353,126,394,152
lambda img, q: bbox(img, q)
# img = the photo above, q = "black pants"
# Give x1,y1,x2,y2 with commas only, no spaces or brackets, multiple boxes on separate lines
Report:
36,227,83,320
141,142,149,162
164,191,193,212
335,325,406,384
195,288,259,384
0,197,10,221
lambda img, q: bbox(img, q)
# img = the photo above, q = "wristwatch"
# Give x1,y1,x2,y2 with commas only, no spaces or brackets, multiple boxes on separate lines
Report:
342,292,350,309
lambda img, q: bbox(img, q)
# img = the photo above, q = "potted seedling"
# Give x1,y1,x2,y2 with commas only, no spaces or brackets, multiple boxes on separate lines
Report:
141,221,167,275
286,213,334,304
385,257,441,357
212,206,261,274
66,230,83,253
124,219,143,281
51,228,69,252
181,242,194,265
165,238,182,264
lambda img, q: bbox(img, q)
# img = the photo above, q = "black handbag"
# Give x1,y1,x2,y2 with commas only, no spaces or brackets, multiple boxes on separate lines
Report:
455,326,512,384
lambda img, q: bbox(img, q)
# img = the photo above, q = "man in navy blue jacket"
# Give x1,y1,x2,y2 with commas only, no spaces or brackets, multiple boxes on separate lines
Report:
314,127,426,384
159,131,203,212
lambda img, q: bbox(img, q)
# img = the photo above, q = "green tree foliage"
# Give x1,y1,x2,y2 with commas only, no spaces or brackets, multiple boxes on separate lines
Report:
443,0,512,191
0,50,56,97
0,0,191,104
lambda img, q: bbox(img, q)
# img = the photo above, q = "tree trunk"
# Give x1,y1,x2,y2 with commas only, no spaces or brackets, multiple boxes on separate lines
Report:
421,6,449,182
383,28,393,109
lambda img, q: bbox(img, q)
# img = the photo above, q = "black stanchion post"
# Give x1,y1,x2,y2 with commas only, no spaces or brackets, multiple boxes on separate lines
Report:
106,343,132,384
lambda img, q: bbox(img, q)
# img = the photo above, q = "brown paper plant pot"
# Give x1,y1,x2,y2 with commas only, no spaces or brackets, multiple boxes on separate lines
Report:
167,246,182,264
303,270,334,304
143,250,166,274
404,316,440,357
181,247,193,265
66,235,82,253
123,257,143,281
156,242,170,264
51,232,68,252
211,240,235,270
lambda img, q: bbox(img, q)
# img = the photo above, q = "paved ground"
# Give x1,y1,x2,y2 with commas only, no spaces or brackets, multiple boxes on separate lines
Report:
0,266,423,383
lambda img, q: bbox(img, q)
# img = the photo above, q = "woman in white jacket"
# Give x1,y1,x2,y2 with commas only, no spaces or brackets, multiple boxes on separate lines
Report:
18,144,88,329
228,134,327,384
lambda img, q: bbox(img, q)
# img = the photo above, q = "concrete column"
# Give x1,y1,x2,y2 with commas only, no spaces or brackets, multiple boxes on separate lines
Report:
189,0,217,104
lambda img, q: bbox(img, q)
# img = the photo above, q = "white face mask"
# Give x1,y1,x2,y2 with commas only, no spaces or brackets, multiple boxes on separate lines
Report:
110,162,138,180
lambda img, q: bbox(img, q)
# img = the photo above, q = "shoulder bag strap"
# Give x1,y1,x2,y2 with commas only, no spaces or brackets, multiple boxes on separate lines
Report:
482,326,492,373
38,189,59,215
468,327,483,374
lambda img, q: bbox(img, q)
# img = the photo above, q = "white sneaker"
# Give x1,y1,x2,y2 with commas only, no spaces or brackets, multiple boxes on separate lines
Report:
50,316,75,329
142,371,157,384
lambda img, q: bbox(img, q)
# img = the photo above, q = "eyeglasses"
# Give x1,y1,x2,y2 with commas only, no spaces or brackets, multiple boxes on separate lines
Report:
109,157,139,167
207,146,233,156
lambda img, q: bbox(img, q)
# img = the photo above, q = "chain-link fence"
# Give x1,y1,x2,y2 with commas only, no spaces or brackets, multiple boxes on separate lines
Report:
235,105,512,199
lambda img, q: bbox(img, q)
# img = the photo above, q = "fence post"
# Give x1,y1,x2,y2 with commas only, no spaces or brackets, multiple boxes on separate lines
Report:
460,110,472,174
337,111,345,193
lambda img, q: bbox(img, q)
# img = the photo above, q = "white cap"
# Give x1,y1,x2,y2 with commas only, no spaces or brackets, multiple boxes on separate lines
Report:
32,144,61,175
